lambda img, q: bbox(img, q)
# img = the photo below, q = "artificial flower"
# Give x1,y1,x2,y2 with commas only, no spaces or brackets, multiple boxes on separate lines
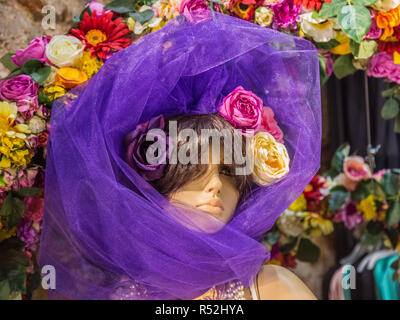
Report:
86,1,110,16
365,9,383,40
250,131,290,186
0,75,39,117
27,116,46,134
218,86,264,136
131,6,163,35
303,175,328,211
230,0,261,21
255,7,274,28
357,195,378,221
43,66,59,87
11,36,50,67
269,0,301,30
0,226,16,243
294,0,331,10
17,217,39,252
320,50,334,75
260,106,284,143
179,0,210,14
300,12,335,43
376,5,400,41
70,11,132,61
124,115,168,181
45,35,84,68
54,67,88,89
367,52,400,82
336,156,372,192
42,85,67,101
302,212,334,236
372,0,400,12
277,209,304,237
333,200,364,229
331,32,351,55
73,50,104,78
153,0,181,20
289,193,307,211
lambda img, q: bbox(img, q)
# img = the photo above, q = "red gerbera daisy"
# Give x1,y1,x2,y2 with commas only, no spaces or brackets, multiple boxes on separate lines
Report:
70,11,132,61
294,0,331,11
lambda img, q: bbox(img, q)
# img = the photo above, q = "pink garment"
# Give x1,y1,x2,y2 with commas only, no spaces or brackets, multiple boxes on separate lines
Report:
329,268,344,300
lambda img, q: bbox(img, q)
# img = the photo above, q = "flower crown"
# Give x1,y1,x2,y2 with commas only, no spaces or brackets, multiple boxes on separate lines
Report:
124,86,290,187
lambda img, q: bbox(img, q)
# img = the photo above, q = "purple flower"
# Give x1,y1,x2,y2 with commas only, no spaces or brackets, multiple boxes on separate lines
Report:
364,9,382,40
17,217,39,251
124,115,168,181
11,36,50,67
333,200,363,229
269,0,301,30
0,75,39,118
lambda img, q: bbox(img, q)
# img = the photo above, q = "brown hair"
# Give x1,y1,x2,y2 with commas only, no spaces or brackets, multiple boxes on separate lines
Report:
150,113,253,198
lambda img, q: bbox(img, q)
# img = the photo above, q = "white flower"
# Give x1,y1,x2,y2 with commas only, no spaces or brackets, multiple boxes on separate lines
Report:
43,66,59,87
46,35,84,68
277,210,304,237
300,12,335,43
372,0,400,11
133,6,163,35
27,116,46,134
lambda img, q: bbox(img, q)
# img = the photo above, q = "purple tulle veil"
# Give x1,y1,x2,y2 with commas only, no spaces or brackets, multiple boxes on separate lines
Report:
37,11,321,300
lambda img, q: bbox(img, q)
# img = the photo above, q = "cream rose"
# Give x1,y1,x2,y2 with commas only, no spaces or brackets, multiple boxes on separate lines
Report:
254,7,274,28
46,35,84,68
27,116,46,134
250,131,290,186
372,0,400,11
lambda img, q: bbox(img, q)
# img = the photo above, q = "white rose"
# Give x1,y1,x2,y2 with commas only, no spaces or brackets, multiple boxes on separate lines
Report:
300,12,335,43
27,116,46,134
46,35,84,68
372,0,400,11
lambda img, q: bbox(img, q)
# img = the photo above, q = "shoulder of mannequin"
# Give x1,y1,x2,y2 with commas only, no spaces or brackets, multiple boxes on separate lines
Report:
256,264,317,300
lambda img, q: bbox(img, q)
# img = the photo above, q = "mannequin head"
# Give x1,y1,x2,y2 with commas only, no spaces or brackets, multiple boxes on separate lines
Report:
151,114,252,223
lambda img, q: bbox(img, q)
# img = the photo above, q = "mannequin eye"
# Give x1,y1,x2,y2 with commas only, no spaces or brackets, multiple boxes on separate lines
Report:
219,165,234,177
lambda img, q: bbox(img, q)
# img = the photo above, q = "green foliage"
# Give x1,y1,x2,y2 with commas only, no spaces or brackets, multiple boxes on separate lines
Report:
129,10,155,24
296,238,320,263
327,143,350,178
381,98,399,120
338,5,371,43
329,186,350,212
0,53,19,73
280,237,297,253
387,198,400,228
333,54,357,79
21,59,51,85
349,39,377,59
318,0,347,19
381,172,399,196
105,0,136,13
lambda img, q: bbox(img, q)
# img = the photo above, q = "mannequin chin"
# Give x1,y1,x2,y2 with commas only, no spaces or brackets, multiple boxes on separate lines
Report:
169,164,240,224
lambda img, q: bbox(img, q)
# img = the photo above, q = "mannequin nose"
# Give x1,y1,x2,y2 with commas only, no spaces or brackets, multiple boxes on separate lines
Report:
206,172,222,196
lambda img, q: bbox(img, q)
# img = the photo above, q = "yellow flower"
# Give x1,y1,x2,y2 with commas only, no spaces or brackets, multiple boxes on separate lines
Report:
43,85,67,102
358,195,377,221
302,212,334,236
331,32,351,55
0,226,16,243
250,131,290,186
73,51,104,79
376,5,400,41
85,29,107,46
289,194,307,212
255,7,274,28
55,67,88,89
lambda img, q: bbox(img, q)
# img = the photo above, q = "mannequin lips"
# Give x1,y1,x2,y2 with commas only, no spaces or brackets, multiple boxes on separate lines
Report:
196,199,225,215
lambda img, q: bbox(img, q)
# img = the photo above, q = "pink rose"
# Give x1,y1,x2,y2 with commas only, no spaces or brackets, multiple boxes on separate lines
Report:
0,75,39,119
341,156,372,191
218,86,263,135
11,36,50,67
86,1,110,16
179,0,211,22
260,106,284,143
367,52,399,79
364,10,382,40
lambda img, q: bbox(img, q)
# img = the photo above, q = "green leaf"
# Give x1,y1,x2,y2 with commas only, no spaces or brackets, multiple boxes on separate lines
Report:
104,0,136,13
381,98,399,120
30,66,51,85
0,280,10,300
0,53,19,72
3,68,23,80
79,6,92,20
129,10,155,24
361,230,382,245
351,180,372,201
296,238,320,263
350,40,377,59
329,185,350,212
7,264,27,294
372,180,387,201
280,237,297,253
382,87,396,98
333,54,357,79
7,197,26,228
327,143,350,178
387,198,400,228
318,0,347,19
352,0,378,5
366,220,384,235
382,172,399,196
13,187,42,198
315,39,340,50
395,113,400,134
312,10,320,20
21,59,42,75
38,92,52,106
318,53,330,85
0,192,13,217
338,5,371,43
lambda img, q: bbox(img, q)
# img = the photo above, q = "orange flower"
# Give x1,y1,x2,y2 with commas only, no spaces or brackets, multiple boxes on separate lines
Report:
376,6,400,41
54,67,88,89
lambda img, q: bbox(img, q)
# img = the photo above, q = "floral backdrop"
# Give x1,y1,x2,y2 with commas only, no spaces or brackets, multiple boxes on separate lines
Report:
0,0,400,300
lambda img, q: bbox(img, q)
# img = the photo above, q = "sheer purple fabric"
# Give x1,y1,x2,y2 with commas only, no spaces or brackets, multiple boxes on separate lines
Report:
38,11,321,300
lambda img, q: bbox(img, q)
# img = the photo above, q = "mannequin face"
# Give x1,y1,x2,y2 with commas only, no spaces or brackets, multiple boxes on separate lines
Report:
170,164,240,223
